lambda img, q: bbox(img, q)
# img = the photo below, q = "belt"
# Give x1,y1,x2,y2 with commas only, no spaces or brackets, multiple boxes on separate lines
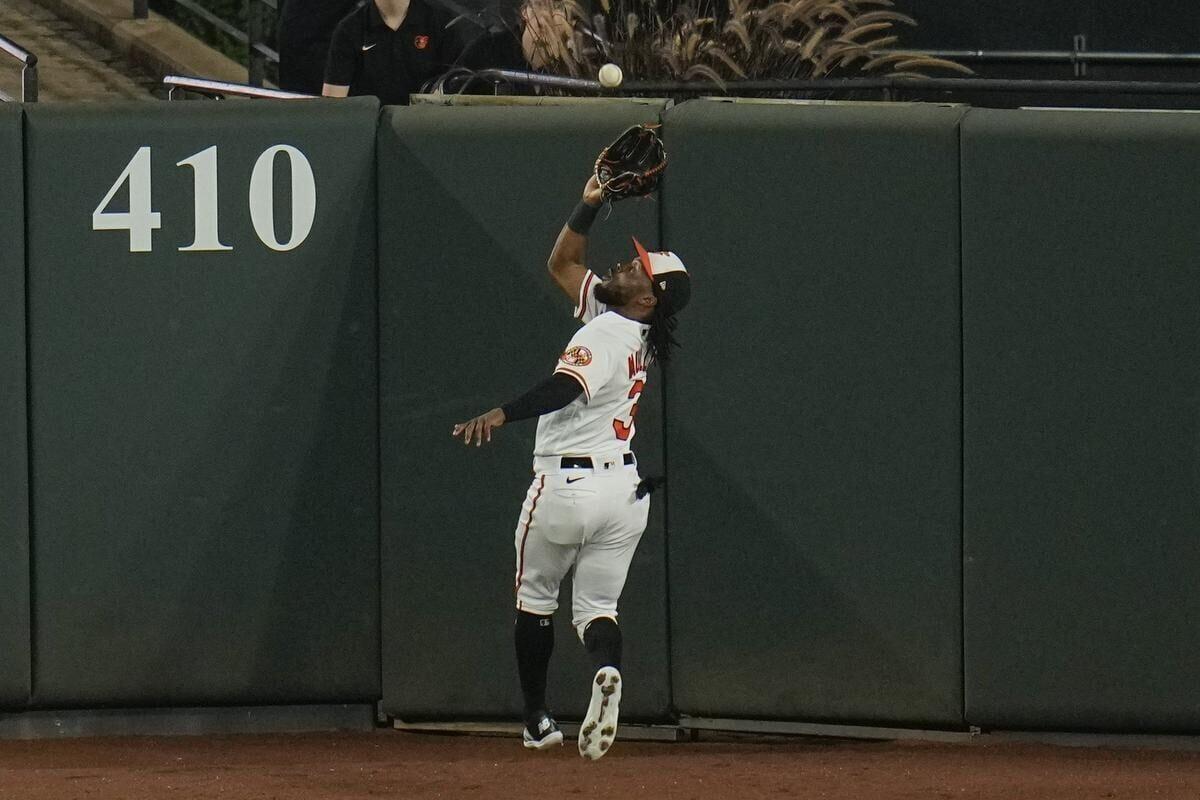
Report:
561,453,635,469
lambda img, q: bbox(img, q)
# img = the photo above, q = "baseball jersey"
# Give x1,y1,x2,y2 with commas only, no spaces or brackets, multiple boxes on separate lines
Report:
532,270,650,456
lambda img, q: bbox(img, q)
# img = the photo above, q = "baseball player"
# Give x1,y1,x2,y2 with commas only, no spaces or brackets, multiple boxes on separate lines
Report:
451,174,691,759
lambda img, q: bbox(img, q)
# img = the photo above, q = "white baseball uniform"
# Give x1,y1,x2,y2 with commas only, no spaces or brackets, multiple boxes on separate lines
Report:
513,270,651,637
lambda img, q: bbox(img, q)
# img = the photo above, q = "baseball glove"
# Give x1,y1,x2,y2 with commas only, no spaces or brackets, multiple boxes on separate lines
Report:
594,124,667,202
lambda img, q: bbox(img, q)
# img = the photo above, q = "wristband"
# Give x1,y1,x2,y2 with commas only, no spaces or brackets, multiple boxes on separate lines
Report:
566,200,601,235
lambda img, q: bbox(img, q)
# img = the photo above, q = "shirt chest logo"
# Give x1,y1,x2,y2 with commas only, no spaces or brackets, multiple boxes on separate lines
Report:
414,34,430,49
560,346,593,367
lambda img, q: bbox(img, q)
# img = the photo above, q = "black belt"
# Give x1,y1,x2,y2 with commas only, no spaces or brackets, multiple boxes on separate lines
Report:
561,453,635,469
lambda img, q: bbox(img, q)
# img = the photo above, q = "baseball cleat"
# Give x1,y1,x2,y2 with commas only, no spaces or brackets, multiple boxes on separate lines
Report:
522,712,564,750
578,667,621,760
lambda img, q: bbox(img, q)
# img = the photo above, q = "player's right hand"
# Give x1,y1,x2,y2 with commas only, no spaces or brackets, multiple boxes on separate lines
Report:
451,408,506,447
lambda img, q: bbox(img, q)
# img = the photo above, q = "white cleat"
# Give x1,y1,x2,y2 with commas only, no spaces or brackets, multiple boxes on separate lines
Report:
578,667,621,760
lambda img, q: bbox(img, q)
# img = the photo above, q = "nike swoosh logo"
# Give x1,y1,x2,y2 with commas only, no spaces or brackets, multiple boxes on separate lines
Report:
362,43,377,51
566,476,585,484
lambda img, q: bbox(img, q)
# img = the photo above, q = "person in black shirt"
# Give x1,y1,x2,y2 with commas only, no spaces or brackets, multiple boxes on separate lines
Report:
277,0,361,95
322,0,463,105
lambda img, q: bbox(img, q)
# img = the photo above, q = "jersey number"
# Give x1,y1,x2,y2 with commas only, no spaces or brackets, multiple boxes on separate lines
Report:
613,379,645,441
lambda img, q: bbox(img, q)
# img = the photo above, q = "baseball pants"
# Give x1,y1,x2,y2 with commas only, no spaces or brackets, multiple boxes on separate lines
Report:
513,456,650,638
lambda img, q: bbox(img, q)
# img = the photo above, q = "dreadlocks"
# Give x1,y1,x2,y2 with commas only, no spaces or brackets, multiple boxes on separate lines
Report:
647,302,680,365
644,264,691,365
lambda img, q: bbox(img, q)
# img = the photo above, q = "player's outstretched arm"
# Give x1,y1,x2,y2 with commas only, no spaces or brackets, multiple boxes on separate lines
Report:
451,374,584,447
451,408,505,447
547,176,603,303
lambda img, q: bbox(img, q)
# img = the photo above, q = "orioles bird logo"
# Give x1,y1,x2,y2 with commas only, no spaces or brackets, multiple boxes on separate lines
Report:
560,346,593,367
414,35,430,49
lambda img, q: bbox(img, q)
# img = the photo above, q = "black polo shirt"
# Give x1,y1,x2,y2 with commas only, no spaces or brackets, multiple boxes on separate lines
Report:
324,0,460,105
279,0,361,93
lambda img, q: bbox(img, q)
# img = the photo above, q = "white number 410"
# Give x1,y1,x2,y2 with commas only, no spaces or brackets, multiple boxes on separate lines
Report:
92,145,317,254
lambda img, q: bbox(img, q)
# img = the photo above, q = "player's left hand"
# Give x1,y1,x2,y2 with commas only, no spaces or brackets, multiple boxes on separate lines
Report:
583,175,603,207
451,408,506,446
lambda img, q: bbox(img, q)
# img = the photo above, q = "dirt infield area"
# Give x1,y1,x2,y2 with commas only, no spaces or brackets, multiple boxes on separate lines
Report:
2,730,1200,800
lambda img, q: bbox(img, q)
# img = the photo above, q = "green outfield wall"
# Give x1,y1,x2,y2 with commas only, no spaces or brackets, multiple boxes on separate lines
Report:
376,101,672,722
2,98,1199,734
661,100,966,726
23,99,380,706
0,105,30,709
961,108,1200,732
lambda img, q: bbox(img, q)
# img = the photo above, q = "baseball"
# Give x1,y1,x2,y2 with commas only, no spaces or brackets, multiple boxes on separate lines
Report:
598,63,623,89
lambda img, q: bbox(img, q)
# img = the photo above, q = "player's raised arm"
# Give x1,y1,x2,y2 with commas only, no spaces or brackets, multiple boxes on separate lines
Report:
547,176,603,303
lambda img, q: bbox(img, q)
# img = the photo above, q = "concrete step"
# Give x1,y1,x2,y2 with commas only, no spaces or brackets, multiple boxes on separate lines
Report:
1,0,248,102
0,0,158,101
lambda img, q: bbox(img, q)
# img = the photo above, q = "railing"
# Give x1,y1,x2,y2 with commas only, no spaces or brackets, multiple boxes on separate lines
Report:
909,41,1200,78
134,0,278,87
619,76,1200,97
163,74,312,99
0,33,38,102
442,68,603,94
444,69,1200,108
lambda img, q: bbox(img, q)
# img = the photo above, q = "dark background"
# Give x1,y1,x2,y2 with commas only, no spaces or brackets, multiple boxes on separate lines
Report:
662,100,965,727
22,98,380,708
0,104,30,709
901,0,1200,57
961,108,1200,731
443,0,1200,68
5,96,1200,734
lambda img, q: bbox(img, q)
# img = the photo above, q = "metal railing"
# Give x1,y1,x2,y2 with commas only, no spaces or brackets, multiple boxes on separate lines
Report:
914,48,1200,66
909,39,1200,78
134,0,278,87
0,33,38,102
163,74,312,99
444,68,603,94
446,69,1200,107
